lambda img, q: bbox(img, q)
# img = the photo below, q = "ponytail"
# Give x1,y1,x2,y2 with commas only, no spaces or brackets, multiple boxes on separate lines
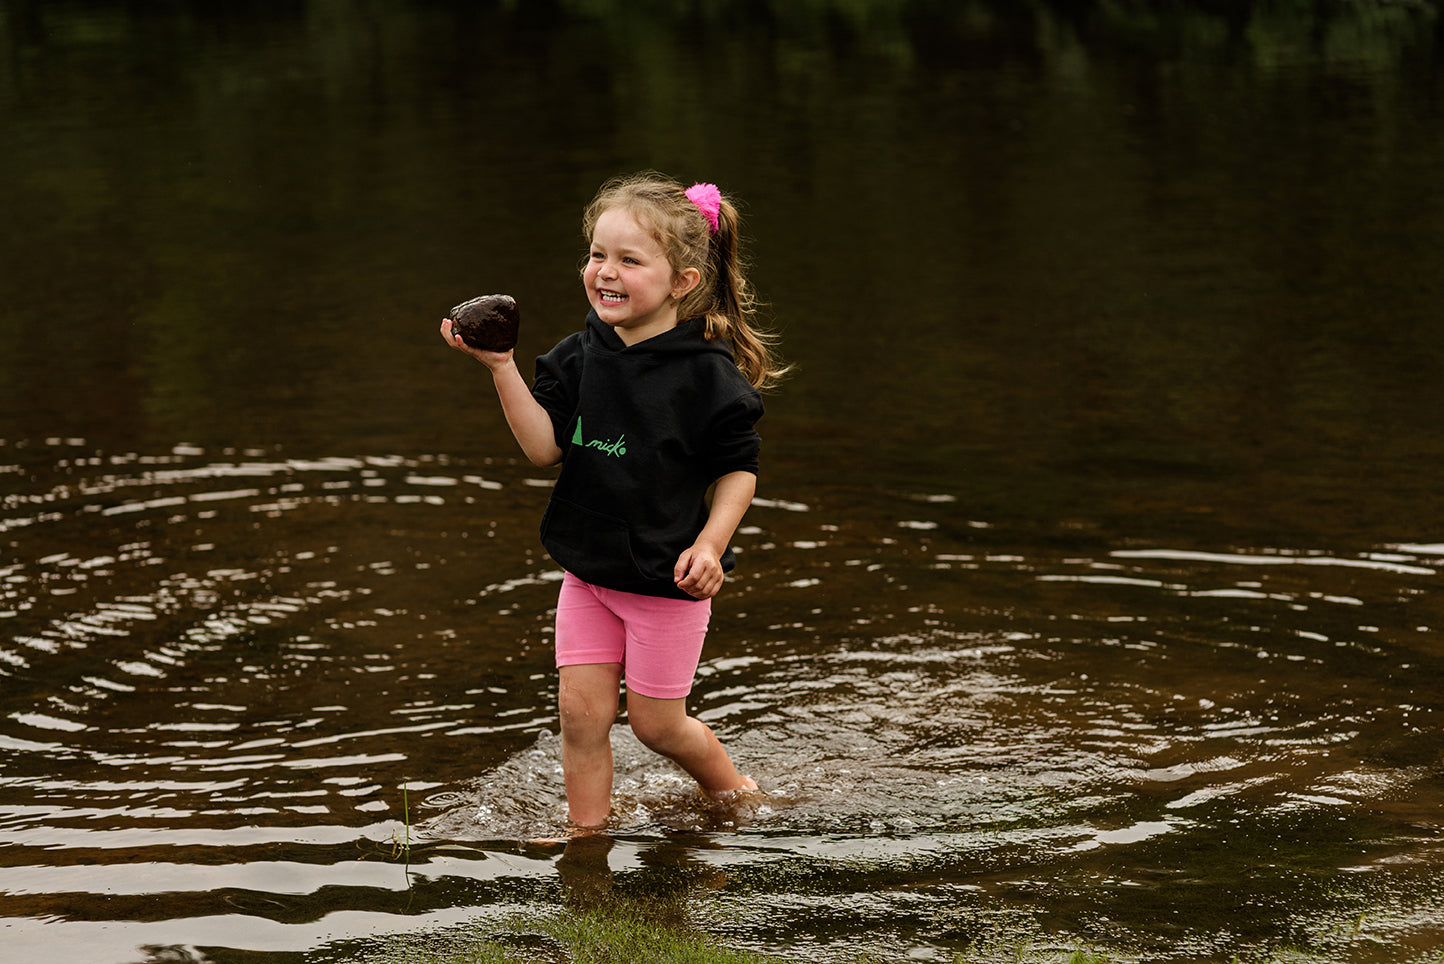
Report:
690,195,790,392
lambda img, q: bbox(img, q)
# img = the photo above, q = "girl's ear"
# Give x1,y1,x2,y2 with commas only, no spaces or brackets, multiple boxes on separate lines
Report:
673,267,701,300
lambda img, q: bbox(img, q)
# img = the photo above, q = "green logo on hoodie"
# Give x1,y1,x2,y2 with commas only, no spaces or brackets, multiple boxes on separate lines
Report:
571,417,628,458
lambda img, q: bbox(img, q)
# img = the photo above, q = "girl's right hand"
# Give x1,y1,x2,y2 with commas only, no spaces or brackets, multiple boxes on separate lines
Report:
441,318,515,371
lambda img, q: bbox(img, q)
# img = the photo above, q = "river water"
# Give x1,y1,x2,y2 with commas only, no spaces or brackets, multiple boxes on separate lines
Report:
3,2,1444,962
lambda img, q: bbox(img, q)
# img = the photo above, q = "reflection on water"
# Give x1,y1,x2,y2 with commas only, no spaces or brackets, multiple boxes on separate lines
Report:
4,1,1444,962
4,438,1442,962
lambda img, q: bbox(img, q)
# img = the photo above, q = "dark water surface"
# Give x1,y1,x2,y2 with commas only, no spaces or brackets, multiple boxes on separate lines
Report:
4,2,1444,962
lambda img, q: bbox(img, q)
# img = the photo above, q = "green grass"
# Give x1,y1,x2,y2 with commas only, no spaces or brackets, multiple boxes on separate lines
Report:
417,898,783,964
952,949,1116,964
516,904,775,963
384,900,1131,964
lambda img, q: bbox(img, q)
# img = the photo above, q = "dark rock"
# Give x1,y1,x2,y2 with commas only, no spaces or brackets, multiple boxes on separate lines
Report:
448,294,520,352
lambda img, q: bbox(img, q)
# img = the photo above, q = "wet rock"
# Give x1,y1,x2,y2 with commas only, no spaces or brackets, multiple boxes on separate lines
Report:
448,294,520,352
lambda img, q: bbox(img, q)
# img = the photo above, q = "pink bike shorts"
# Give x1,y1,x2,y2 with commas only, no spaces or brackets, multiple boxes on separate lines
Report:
554,572,712,699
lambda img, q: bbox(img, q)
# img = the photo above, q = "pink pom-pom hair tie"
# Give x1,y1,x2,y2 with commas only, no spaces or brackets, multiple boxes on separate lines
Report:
685,182,722,236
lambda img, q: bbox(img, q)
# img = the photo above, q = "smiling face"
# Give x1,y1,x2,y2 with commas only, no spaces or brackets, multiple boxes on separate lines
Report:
583,206,699,345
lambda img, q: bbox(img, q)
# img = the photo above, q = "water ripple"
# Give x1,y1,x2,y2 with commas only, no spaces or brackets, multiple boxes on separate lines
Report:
2,441,1442,962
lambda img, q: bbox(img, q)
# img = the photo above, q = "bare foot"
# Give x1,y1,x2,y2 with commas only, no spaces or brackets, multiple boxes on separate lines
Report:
526,819,608,847
709,775,760,801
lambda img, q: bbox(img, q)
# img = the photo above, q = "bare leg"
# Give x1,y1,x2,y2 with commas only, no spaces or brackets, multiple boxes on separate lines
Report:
625,692,756,795
557,663,623,827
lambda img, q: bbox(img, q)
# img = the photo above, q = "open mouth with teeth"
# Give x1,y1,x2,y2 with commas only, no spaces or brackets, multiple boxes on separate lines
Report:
598,290,627,305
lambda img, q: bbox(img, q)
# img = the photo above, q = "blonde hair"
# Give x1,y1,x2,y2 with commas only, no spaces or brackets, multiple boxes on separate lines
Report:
582,172,789,391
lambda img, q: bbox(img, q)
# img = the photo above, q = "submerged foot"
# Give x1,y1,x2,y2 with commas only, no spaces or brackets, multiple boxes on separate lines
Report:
525,817,609,847
708,774,760,802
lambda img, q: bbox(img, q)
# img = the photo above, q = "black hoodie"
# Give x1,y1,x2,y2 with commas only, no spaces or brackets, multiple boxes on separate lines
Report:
531,311,764,600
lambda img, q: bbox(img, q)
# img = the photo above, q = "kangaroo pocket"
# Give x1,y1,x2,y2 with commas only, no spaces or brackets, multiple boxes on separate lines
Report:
540,496,650,586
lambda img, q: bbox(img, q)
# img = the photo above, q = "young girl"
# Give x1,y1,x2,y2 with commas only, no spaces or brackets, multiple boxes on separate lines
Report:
441,172,786,830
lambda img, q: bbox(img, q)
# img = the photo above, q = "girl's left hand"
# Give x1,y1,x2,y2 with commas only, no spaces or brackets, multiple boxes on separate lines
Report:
674,545,725,599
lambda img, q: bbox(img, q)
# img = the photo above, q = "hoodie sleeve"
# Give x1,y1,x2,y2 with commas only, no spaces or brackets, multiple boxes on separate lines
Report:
706,388,764,479
532,335,584,450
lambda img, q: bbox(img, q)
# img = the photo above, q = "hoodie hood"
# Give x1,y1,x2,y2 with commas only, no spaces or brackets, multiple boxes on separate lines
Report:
585,310,737,361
